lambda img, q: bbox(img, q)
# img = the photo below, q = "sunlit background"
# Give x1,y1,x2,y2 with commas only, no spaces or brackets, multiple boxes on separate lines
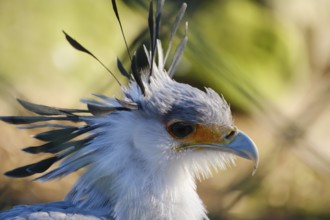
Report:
1,0,330,219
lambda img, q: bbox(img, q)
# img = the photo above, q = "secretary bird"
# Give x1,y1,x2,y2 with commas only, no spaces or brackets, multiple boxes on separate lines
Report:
0,0,258,219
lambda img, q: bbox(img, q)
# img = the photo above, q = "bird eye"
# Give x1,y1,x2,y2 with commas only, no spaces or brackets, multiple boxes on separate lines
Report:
224,129,237,142
167,121,196,139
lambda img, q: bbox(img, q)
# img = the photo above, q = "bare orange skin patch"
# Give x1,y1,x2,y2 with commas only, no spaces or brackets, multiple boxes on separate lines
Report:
166,120,235,150
182,124,226,144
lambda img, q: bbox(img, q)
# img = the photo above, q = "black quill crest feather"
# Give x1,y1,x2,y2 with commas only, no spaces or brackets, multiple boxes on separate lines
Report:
1,0,188,179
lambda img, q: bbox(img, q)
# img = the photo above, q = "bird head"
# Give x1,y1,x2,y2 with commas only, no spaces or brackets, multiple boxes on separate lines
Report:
1,0,258,182
112,67,259,179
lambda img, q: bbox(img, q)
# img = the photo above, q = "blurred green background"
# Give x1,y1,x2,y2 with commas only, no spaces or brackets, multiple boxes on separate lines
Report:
1,0,330,219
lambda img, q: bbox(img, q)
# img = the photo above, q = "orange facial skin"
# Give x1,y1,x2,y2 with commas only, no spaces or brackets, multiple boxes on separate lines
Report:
166,120,236,150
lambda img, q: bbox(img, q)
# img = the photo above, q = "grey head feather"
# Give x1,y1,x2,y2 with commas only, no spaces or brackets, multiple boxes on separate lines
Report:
136,68,232,126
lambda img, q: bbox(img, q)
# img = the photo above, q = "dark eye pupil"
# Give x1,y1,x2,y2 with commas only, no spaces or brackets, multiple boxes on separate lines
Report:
169,122,195,138
225,130,236,140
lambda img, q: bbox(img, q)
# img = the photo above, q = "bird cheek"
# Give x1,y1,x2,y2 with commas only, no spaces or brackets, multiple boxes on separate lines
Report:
182,124,227,145
173,125,235,152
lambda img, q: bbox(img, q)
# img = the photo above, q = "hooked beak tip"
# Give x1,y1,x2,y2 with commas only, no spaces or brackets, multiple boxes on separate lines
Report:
209,130,259,175
230,130,259,175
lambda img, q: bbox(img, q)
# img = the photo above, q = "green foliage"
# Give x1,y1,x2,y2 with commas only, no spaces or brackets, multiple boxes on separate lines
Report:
178,0,301,111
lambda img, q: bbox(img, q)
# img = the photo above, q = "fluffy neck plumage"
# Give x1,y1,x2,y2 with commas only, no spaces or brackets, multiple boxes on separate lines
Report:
111,165,207,220
67,150,208,220
65,112,209,220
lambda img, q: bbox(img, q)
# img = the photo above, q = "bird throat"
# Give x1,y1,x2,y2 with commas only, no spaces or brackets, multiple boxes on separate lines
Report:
67,163,209,220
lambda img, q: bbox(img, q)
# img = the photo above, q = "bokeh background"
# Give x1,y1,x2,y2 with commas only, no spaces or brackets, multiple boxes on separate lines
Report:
1,0,330,219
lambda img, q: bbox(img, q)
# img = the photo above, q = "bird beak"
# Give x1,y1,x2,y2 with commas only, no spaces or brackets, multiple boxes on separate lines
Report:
188,130,259,174
221,130,258,162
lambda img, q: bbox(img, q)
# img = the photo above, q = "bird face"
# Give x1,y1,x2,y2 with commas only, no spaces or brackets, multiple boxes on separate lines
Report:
166,121,258,163
129,71,259,175
166,120,236,149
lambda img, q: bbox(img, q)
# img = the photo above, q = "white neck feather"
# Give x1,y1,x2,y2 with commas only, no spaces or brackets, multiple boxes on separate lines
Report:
111,164,208,220
65,112,209,220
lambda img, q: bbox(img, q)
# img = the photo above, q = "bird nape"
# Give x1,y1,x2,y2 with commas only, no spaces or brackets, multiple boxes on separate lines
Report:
0,0,259,220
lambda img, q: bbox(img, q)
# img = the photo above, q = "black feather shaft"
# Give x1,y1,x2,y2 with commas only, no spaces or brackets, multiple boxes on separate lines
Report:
17,99,88,116
148,0,155,53
63,31,122,86
112,0,132,61
131,54,145,95
24,137,93,154
0,116,80,125
155,0,165,41
4,156,58,178
23,125,96,154
148,0,156,79
87,104,130,116
116,57,130,78
33,127,78,142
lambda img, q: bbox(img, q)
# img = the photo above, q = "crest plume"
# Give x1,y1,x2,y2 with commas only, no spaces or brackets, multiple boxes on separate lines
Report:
1,0,190,180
